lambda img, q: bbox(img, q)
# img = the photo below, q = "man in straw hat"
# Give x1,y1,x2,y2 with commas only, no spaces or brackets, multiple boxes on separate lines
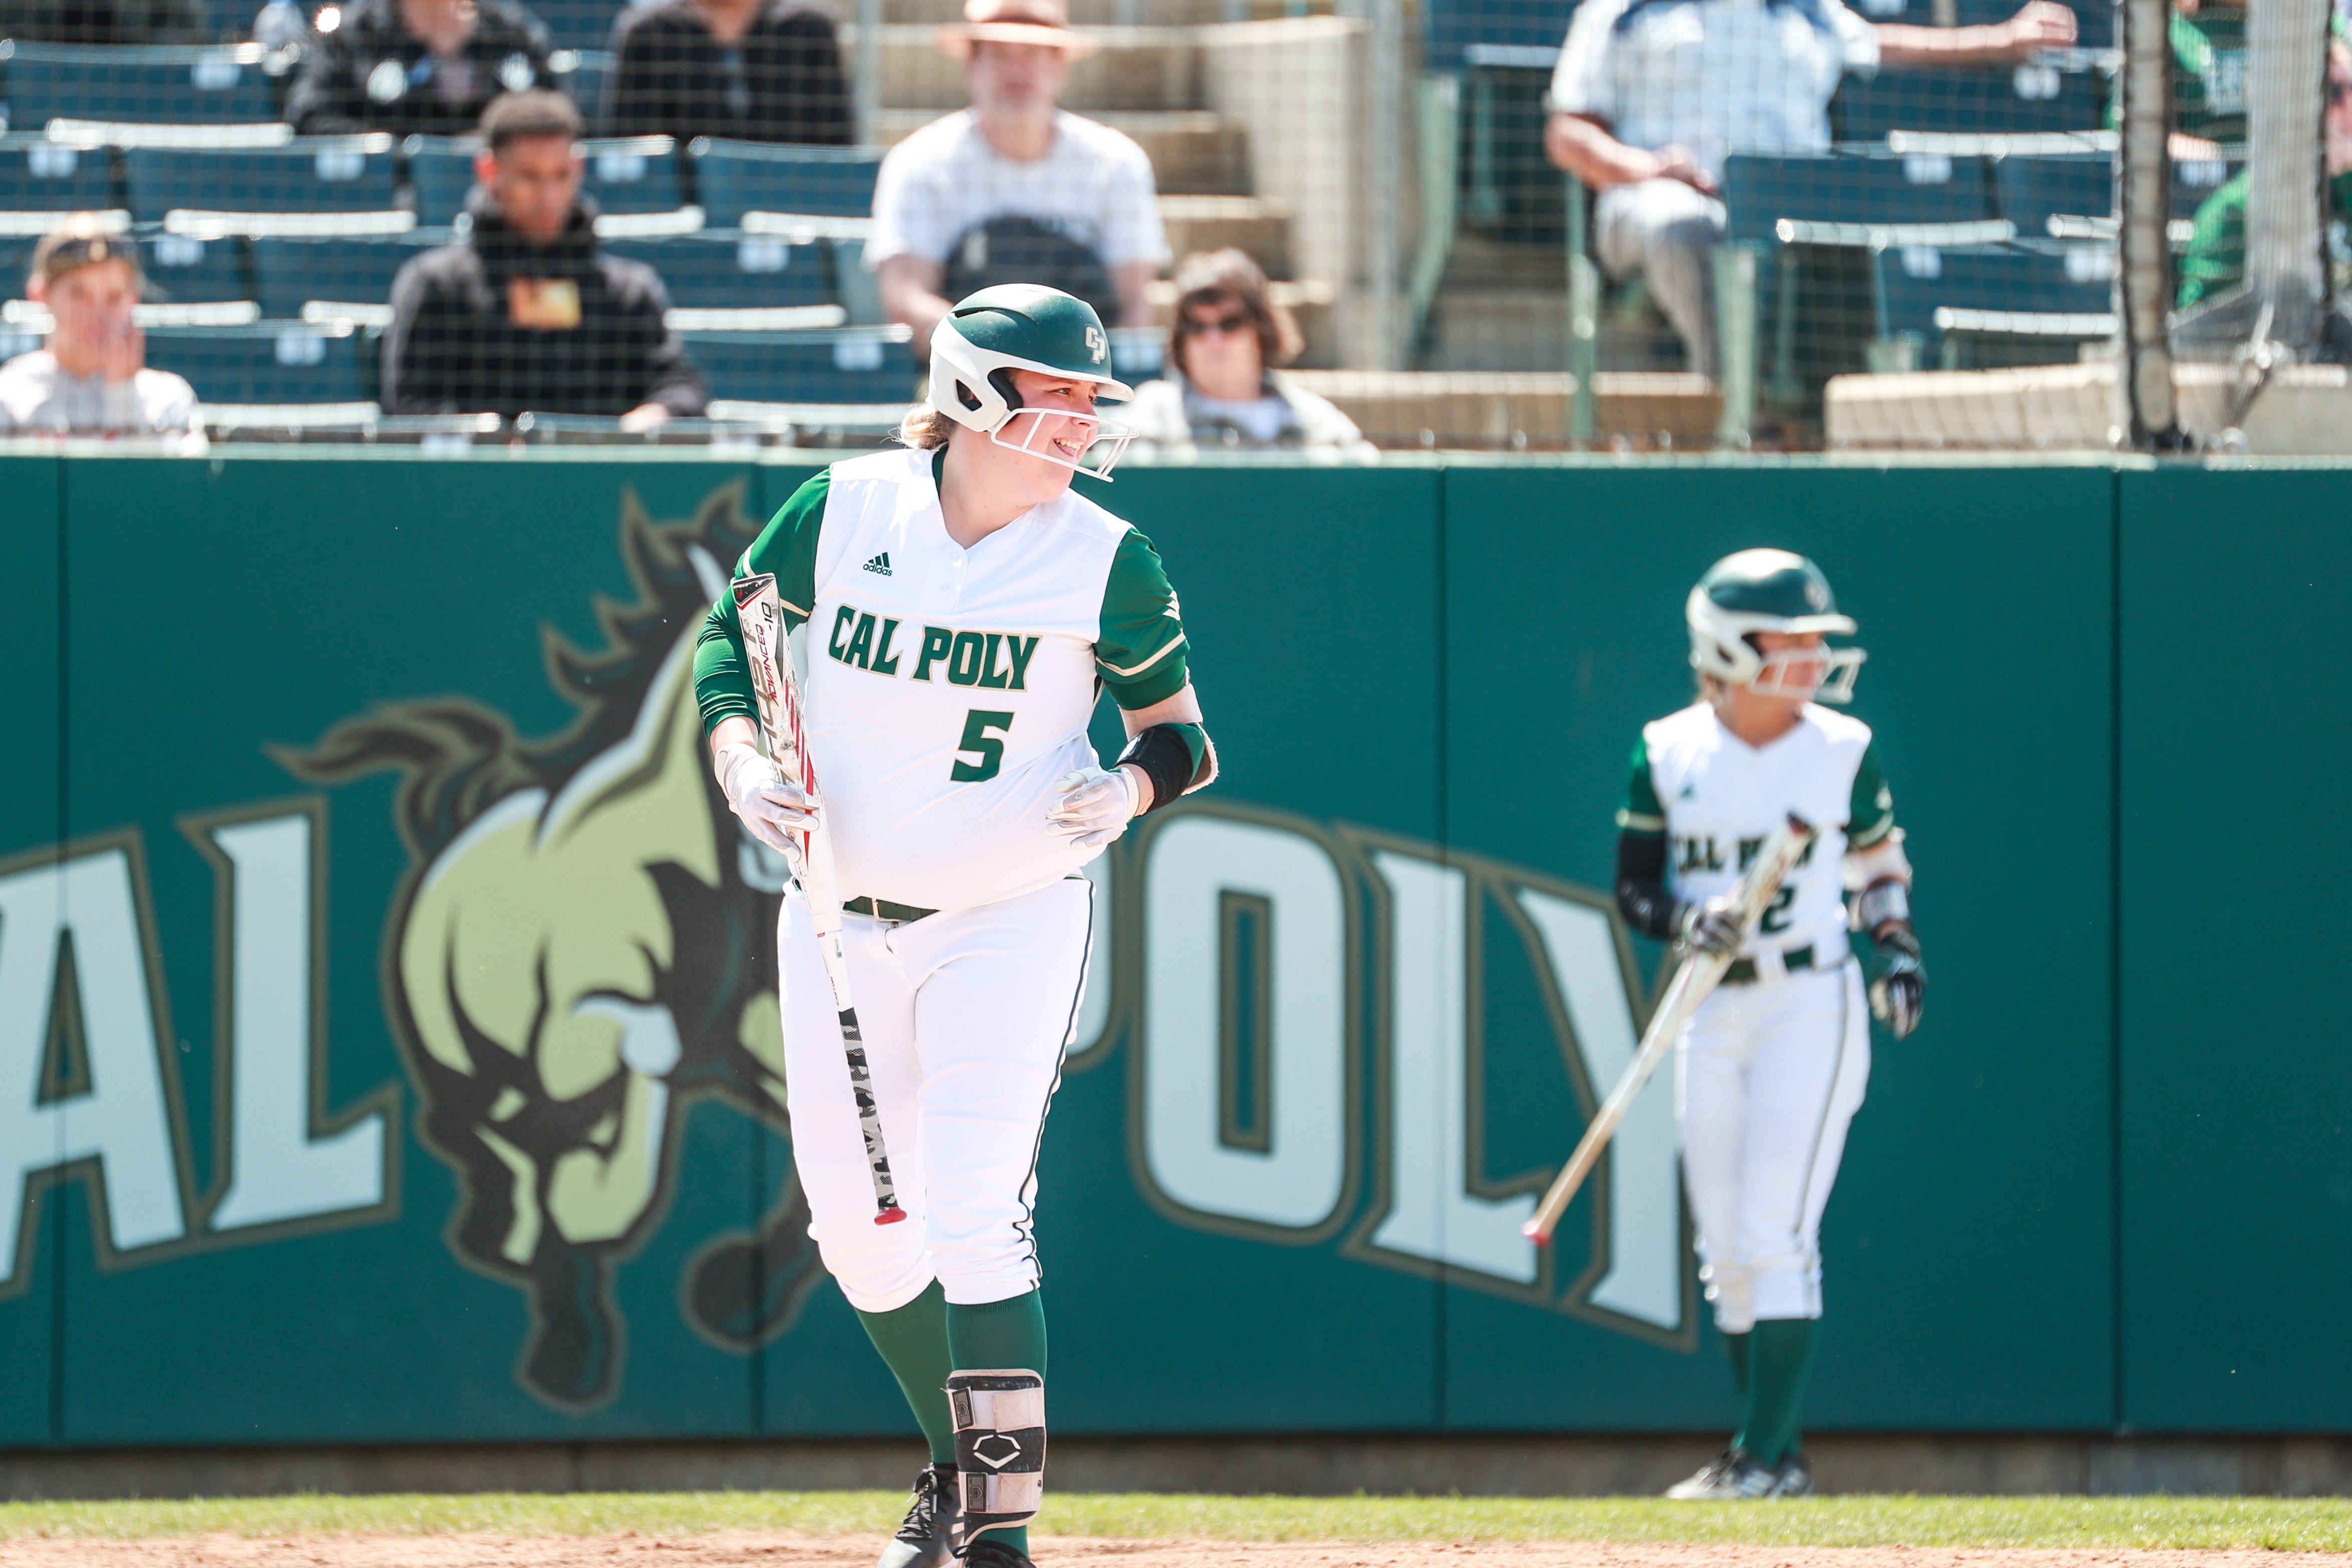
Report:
0,213,202,449
867,0,1167,357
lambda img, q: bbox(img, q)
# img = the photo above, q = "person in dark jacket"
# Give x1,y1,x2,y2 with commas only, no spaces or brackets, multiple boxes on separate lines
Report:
287,0,554,138
381,91,707,424
0,0,204,42
603,0,851,144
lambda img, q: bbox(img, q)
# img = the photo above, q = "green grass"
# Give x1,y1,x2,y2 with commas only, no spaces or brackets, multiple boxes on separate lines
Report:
6,1492,2352,1549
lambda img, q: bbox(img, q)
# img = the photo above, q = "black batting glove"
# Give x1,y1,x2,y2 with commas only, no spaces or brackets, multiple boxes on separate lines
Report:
1869,925,1926,1039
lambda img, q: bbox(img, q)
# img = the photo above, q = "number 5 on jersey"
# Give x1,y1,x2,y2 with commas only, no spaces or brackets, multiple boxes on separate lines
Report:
953,710,1015,782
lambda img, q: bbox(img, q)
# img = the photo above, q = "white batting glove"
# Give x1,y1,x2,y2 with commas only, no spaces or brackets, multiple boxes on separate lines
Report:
715,742,818,860
1676,895,1744,957
1046,765,1141,849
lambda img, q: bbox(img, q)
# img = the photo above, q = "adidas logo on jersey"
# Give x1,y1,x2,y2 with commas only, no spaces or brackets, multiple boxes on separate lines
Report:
863,553,892,576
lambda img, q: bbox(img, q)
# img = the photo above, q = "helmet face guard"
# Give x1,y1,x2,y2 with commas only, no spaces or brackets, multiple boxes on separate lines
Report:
987,403,1136,479
1747,641,1866,704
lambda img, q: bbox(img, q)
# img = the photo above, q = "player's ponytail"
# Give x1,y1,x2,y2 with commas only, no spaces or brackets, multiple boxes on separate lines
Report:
897,404,953,450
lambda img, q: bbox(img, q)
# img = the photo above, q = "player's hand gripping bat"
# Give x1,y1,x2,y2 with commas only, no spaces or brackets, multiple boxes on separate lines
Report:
733,573,908,1226
1522,813,1817,1245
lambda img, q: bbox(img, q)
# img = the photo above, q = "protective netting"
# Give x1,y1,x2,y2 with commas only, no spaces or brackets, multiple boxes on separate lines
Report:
0,0,2333,452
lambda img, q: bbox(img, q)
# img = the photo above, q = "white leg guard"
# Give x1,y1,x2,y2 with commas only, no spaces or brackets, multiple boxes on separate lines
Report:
947,1369,1045,1548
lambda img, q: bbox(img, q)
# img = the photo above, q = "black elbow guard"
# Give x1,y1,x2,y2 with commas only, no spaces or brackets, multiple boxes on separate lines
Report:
1117,722,1217,813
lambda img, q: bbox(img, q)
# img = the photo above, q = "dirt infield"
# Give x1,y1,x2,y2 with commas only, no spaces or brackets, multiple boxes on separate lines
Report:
3,1536,2347,1568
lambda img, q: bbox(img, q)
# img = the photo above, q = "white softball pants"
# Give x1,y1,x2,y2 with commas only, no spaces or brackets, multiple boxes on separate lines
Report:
777,877,1092,1314
1676,960,1871,1334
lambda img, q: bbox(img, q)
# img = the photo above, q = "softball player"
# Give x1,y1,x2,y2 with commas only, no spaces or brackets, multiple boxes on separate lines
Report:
1614,550,1925,1500
694,285,1216,1568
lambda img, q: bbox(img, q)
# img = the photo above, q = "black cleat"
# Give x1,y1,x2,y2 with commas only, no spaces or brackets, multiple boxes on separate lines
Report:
878,1464,960,1568
1773,1452,1815,1498
960,1536,1038,1568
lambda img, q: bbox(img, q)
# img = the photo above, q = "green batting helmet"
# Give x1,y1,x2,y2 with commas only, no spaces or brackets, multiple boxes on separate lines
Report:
1686,548,1867,703
927,285,1136,478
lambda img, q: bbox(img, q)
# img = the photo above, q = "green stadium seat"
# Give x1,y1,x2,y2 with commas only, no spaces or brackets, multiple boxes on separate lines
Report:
1723,150,1996,246
1831,65,2103,143
0,136,116,209
124,139,399,219
140,229,256,303
688,138,882,227
0,43,283,132
603,232,832,309
682,325,916,404
143,321,367,402
251,231,449,317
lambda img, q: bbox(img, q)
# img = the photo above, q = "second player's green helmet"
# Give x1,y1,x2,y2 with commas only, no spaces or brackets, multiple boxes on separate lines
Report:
1686,548,1866,703
928,283,1136,478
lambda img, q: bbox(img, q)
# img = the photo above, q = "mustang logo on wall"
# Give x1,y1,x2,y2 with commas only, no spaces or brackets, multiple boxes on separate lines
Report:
288,483,824,1413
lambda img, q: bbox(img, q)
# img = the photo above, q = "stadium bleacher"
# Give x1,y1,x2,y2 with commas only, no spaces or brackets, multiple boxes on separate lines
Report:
602,232,831,309
251,230,449,317
1830,62,2106,143
0,134,114,208
681,326,916,404
1724,150,2001,247
142,321,368,403
124,135,399,216
1872,240,2114,366
688,138,880,227
0,43,285,133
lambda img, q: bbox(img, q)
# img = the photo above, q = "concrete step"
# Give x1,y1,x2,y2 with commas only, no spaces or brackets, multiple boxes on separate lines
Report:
882,24,1201,112
883,0,1234,25
1421,289,1567,373
1281,369,1722,449
875,108,1249,193
1158,193,1291,277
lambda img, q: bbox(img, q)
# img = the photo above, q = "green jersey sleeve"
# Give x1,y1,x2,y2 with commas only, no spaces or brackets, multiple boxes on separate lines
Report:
693,466,829,735
1848,742,1896,848
1096,527,1190,711
1617,735,1665,835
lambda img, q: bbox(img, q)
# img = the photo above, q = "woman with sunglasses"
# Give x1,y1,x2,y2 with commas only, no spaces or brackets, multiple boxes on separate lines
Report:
1618,550,1923,1501
695,283,1215,1568
1125,248,1375,462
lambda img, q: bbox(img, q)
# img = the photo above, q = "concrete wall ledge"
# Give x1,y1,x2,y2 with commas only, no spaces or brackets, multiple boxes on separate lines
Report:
7,1434,2352,1503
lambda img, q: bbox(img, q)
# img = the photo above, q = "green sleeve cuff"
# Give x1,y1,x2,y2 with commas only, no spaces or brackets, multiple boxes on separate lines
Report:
694,600,757,734
1618,734,1666,835
1848,742,1896,847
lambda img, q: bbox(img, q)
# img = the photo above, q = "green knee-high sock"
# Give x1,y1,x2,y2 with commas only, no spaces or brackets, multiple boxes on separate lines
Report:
1741,1317,1821,1468
856,1281,957,1466
1724,1330,1752,1401
948,1291,1048,1556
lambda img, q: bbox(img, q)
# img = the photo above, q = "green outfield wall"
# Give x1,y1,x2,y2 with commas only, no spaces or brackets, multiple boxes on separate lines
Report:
0,452,2324,1446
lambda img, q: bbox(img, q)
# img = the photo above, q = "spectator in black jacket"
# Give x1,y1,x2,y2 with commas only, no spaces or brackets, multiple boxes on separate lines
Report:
381,91,707,424
287,0,554,137
603,0,851,144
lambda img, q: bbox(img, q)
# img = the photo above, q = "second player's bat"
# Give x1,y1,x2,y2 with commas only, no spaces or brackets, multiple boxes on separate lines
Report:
733,572,908,1227
1522,813,1817,1245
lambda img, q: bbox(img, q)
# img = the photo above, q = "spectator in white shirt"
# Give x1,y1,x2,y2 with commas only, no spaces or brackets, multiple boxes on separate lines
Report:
0,214,203,450
867,0,1168,356
1543,0,2077,377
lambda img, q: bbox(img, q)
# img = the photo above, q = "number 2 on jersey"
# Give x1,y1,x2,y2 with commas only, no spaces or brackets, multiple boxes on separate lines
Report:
1757,883,1797,935
952,709,1015,781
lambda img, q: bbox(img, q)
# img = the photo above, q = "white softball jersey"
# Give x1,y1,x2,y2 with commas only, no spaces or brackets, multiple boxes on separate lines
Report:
1618,701,1897,1332
697,446,1191,914
1620,701,1893,962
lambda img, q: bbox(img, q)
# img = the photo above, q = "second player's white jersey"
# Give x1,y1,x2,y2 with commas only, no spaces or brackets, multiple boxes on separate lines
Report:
1630,702,1887,960
726,447,1187,914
